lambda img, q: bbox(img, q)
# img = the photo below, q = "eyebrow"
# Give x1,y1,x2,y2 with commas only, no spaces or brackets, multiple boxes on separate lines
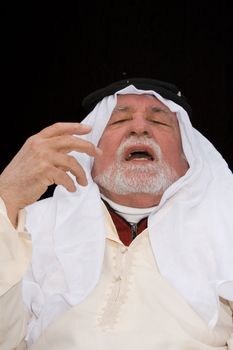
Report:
112,105,131,113
112,105,171,115
151,106,168,112
151,106,173,117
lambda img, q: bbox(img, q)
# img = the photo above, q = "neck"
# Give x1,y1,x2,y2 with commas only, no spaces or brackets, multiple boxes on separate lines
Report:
99,187,162,208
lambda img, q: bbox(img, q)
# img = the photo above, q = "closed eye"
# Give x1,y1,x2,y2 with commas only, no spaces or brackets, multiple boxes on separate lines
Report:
109,118,132,126
150,120,170,127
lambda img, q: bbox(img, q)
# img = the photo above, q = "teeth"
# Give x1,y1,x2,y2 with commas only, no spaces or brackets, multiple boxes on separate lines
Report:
127,151,153,161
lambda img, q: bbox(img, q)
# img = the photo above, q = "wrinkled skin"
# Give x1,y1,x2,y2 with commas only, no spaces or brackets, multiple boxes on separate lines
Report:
0,122,101,226
92,94,189,207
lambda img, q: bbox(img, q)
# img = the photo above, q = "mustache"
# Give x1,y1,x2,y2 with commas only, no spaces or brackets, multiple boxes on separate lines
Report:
116,135,162,160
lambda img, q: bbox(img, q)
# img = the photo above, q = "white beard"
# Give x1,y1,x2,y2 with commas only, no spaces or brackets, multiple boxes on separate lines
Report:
93,136,179,195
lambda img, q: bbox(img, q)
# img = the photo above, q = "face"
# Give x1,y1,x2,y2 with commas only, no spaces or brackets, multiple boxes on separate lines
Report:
91,94,189,205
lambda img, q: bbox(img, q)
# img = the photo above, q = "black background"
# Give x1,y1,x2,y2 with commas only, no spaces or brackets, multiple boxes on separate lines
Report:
1,1,233,182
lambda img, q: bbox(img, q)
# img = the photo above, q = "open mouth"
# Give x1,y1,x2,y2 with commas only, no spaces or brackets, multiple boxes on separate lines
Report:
125,146,155,161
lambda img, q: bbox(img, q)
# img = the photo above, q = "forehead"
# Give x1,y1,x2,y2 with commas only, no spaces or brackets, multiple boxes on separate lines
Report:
115,93,170,109
104,93,181,133
109,93,178,127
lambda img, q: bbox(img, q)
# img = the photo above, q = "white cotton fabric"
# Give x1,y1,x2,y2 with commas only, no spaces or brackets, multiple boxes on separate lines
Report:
101,193,156,223
24,85,233,345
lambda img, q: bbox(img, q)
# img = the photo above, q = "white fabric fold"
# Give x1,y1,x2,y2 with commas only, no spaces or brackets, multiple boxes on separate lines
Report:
24,85,233,345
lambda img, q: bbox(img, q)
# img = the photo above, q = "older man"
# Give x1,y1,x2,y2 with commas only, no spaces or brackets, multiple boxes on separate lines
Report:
0,78,233,349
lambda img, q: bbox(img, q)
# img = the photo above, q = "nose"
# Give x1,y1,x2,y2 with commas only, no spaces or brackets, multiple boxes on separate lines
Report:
127,117,152,138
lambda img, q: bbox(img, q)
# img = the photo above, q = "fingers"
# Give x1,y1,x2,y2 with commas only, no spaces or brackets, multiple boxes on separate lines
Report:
38,122,92,138
29,122,102,158
22,122,101,193
54,154,89,186
43,164,86,191
0,122,98,215
53,170,78,192
44,135,102,158
43,167,77,192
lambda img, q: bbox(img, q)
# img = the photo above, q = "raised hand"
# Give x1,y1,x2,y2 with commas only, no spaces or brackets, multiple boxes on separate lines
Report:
0,122,101,226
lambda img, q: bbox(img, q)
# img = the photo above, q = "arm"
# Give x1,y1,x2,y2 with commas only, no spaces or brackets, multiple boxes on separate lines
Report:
227,302,233,349
0,198,31,349
0,122,101,348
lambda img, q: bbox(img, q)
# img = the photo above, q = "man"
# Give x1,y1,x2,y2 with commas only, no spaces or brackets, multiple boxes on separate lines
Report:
0,78,233,349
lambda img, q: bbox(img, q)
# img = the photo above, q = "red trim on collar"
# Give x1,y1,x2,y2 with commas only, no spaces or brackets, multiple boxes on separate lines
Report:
105,203,148,246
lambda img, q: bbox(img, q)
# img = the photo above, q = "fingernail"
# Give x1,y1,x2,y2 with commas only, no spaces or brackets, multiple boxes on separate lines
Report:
95,147,103,156
81,123,92,129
